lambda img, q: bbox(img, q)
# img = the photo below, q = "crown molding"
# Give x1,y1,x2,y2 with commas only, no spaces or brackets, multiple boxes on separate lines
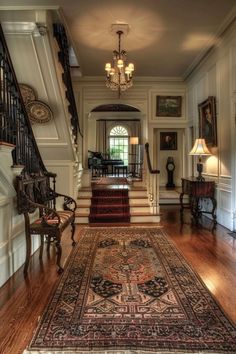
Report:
183,5,236,80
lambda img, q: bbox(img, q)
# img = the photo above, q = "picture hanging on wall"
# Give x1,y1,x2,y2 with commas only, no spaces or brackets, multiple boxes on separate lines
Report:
156,96,182,117
160,132,177,150
198,96,217,147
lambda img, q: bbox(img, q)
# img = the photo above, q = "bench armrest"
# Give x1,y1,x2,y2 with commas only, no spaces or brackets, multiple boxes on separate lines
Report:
27,198,61,227
55,193,76,212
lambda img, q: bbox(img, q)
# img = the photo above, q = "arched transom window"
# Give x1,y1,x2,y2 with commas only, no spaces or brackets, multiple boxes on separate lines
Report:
109,125,128,165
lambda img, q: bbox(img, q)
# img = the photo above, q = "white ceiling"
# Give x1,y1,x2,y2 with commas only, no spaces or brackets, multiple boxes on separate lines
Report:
1,0,236,79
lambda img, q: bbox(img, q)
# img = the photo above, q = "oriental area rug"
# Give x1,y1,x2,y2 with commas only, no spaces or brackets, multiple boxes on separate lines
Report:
25,227,236,354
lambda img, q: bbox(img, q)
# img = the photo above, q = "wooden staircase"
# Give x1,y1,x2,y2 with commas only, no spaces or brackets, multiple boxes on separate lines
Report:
75,182,160,224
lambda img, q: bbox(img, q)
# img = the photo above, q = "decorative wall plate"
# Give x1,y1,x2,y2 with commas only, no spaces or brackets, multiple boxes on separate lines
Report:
26,100,53,124
19,84,36,104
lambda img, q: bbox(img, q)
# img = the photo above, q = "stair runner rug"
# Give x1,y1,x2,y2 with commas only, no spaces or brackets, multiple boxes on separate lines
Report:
96,177,128,185
89,189,130,223
25,227,236,354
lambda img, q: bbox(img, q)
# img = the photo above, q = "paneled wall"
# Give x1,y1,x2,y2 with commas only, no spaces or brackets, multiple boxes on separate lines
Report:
72,78,187,179
0,145,41,287
186,23,236,230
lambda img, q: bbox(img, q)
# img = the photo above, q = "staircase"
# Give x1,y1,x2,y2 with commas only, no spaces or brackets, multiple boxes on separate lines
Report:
75,183,160,224
89,189,130,223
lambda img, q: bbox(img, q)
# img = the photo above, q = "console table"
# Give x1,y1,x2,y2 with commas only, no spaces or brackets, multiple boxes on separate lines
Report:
180,177,217,227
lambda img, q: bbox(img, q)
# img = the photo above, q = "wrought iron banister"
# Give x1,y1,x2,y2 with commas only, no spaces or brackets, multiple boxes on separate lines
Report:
0,24,46,174
53,23,83,142
144,143,160,215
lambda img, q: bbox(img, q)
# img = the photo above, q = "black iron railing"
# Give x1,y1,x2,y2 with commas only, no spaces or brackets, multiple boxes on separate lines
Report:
0,24,46,174
53,23,82,144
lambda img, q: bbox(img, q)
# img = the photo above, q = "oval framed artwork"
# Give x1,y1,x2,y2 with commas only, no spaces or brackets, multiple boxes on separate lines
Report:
26,100,53,124
19,84,37,104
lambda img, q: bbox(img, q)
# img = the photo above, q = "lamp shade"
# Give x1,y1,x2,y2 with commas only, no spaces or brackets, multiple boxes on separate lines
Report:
189,138,211,156
130,136,139,145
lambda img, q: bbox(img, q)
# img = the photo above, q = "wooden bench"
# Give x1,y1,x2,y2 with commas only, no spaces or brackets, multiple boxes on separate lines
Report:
16,173,76,275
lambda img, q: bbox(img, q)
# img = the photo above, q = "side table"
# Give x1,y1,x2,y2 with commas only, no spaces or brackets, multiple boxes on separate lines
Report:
180,177,217,227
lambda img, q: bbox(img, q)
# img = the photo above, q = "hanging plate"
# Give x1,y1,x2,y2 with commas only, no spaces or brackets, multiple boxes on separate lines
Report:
19,84,37,104
26,100,53,124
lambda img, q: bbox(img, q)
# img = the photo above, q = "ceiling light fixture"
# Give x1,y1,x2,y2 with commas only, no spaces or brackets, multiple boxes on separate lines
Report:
105,25,134,96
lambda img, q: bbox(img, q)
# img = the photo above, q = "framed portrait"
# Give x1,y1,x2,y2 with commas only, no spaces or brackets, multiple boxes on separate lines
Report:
160,132,177,150
156,96,182,117
198,96,217,147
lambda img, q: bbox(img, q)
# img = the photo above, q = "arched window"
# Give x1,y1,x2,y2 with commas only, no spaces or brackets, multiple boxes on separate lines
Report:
109,125,129,165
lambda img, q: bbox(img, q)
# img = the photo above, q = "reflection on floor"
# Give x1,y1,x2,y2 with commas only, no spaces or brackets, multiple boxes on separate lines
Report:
159,186,183,204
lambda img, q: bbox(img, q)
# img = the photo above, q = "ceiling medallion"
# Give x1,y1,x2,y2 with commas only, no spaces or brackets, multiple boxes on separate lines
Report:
105,23,134,97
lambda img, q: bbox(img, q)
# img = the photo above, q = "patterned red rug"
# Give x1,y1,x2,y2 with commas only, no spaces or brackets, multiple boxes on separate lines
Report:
25,227,236,353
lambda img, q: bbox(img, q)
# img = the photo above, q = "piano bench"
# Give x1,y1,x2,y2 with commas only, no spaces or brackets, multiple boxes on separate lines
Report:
92,165,108,177
114,165,128,177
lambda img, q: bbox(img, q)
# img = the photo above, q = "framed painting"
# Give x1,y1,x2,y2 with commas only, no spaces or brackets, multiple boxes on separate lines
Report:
156,96,182,117
198,96,217,146
160,132,177,150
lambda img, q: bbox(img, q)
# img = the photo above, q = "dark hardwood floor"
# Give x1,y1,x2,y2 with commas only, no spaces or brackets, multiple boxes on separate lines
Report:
0,206,236,354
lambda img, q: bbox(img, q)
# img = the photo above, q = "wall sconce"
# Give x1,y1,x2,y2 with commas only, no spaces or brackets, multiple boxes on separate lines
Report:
189,138,211,181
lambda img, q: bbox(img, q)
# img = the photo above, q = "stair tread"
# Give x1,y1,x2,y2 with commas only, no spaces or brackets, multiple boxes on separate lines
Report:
89,213,131,216
131,212,161,216
90,204,129,207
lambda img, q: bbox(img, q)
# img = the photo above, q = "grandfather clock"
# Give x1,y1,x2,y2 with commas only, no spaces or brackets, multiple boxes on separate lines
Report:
166,157,175,188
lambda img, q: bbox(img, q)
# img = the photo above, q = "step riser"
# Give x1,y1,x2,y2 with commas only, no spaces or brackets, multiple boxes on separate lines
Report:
130,206,150,213
129,199,149,205
131,215,161,223
78,192,92,198
89,217,130,223
90,197,129,205
77,200,91,207
90,206,130,214
76,208,90,214
75,216,89,223
129,191,147,198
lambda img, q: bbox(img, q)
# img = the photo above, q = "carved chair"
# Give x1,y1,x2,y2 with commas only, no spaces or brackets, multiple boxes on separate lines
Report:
16,173,76,275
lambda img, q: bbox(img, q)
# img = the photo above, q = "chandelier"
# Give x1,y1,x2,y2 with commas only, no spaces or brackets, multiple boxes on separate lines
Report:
105,29,134,95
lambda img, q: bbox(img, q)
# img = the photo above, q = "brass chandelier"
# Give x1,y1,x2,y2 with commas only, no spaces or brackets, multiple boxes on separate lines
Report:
105,29,134,96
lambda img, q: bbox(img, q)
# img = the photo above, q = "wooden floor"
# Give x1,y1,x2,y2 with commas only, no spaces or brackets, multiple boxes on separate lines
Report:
0,206,236,354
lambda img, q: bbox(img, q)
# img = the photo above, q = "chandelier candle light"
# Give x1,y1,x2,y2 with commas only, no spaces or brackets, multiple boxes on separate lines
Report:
105,26,134,96
189,138,211,181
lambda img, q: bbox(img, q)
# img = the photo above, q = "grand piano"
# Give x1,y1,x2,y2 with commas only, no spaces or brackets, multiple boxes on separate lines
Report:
88,151,123,176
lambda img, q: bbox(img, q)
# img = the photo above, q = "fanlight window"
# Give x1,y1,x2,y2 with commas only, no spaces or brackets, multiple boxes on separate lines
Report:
109,126,128,165
110,126,128,136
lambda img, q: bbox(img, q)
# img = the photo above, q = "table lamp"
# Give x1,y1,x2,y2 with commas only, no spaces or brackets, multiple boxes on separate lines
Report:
189,138,211,181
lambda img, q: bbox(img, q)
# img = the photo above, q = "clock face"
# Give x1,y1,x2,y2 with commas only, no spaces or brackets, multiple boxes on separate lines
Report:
167,162,175,171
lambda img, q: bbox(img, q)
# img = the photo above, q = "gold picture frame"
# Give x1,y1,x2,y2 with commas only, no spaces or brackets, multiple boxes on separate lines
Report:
156,96,182,117
198,96,217,147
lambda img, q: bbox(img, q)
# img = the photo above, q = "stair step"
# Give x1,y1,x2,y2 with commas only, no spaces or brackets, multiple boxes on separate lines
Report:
90,206,130,213
131,213,161,223
89,213,130,223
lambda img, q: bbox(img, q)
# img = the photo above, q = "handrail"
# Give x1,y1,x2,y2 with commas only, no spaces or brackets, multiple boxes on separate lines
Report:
53,23,83,141
145,143,160,174
0,24,46,174
144,142,160,215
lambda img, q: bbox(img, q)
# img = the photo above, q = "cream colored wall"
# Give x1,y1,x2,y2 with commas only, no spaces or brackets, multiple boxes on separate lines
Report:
186,23,236,229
